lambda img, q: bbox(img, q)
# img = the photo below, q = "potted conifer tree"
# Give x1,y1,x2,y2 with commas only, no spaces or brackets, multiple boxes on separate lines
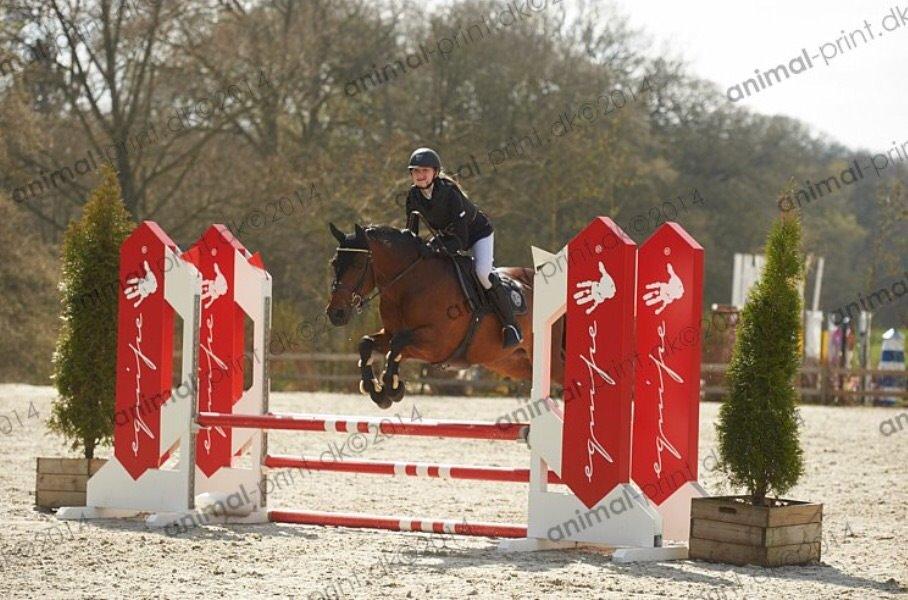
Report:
689,202,822,567
37,166,134,509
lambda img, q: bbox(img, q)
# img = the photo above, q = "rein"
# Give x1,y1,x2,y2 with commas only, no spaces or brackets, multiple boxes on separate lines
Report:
333,246,424,313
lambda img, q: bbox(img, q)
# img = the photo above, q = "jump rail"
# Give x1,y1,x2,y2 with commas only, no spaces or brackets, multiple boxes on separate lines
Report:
264,454,562,484
268,509,528,538
197,412,527,441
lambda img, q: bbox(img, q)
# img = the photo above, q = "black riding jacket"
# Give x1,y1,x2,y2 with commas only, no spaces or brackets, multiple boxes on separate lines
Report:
404,178,493,251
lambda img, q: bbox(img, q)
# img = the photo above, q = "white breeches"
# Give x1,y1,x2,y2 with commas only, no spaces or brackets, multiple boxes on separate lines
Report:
471,233,494,289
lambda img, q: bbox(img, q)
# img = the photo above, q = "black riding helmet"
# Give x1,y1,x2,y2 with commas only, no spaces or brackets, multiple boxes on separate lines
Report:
408,147,441,170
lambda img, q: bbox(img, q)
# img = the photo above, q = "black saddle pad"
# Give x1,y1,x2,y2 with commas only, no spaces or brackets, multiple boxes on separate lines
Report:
452,255,528,315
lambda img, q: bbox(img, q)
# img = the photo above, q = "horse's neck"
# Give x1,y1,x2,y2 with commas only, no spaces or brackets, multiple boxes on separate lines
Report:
368,238,412,286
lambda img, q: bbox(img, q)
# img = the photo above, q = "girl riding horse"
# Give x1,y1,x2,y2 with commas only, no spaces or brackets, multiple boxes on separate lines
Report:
404,147,522,348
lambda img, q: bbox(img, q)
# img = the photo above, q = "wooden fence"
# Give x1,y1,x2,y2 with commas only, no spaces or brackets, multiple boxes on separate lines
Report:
269,353,906,406
269,352,530,396
701,363,907,405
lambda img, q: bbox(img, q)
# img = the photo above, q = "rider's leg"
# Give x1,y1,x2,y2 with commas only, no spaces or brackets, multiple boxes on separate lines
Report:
472,233,522,348
472,233,494,289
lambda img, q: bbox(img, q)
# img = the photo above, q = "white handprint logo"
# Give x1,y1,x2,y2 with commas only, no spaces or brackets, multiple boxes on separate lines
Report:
124,261,158,308
201,263,228,309
573,262,616,315
642,263,684,315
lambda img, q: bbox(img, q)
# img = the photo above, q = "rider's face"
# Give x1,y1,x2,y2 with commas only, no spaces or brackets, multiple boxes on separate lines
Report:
409,167,436,188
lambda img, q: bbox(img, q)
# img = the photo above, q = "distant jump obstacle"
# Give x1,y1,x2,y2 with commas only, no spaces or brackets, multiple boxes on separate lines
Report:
58,217,706,562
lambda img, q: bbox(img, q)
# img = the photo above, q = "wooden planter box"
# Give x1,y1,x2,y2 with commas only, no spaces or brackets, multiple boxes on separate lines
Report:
689,496,822,567
35,458,106,509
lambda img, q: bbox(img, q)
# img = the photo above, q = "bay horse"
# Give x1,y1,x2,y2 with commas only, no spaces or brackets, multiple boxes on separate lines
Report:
325,223,563,408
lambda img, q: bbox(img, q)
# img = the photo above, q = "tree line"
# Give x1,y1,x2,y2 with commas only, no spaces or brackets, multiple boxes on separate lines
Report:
0,0,904,383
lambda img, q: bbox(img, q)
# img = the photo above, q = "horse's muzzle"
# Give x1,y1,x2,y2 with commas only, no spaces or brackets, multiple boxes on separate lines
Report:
327,306,349,326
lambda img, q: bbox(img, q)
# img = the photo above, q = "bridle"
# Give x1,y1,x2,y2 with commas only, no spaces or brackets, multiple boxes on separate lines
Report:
331,246,424,314
331,247,372,312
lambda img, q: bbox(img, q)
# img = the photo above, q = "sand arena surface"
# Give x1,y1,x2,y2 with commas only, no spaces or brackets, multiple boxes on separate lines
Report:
0,384,905,599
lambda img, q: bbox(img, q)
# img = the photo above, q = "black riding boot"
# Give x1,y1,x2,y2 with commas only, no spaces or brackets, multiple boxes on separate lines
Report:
487,272,523,348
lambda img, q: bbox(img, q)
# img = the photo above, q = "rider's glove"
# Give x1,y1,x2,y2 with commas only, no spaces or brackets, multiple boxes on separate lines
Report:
405,229,433,258
431,235,461,255
417,242,434,258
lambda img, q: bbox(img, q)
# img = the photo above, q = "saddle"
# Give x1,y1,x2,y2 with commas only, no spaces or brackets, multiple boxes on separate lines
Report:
451,254,528,317
437,252,527,367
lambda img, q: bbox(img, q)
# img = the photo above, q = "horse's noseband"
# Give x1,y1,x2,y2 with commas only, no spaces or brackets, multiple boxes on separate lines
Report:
332,247,372,313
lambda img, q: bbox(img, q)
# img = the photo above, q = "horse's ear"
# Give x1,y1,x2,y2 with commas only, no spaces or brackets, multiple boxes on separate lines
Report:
329,222,345,243
354,224,366,240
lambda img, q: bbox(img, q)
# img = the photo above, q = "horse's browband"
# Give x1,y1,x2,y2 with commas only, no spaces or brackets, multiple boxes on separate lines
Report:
337,248,370,253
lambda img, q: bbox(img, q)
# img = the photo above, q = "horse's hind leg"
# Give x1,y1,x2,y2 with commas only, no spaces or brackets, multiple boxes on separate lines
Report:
382,330,414,404
359,332,391,409
485,348,533,382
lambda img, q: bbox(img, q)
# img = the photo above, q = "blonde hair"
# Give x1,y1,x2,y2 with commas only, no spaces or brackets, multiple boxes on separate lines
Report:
437,170,469,199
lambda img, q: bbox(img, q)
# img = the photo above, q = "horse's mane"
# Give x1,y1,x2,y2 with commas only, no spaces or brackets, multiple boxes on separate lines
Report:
364,225,419,249
331,224,422,284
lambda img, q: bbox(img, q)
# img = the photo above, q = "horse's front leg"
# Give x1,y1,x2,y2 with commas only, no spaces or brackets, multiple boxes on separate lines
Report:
382,328,428,404
359,332,391,408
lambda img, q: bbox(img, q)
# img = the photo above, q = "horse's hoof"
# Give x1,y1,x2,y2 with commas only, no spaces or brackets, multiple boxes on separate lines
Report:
384,376,405,403
362,378,390,408
371,391,392,409
361,378,384,397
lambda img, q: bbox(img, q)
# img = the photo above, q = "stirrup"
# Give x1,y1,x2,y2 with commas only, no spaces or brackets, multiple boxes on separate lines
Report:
502,325,522,348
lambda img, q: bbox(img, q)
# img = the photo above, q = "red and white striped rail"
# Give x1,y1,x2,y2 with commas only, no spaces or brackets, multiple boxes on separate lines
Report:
269,509,527,538
264,454,562,484
197,412,527,441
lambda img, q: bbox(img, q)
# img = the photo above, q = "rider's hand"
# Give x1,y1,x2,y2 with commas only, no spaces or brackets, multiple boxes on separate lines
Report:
443,236,462,254
404,229,431,257
431,235,460,255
